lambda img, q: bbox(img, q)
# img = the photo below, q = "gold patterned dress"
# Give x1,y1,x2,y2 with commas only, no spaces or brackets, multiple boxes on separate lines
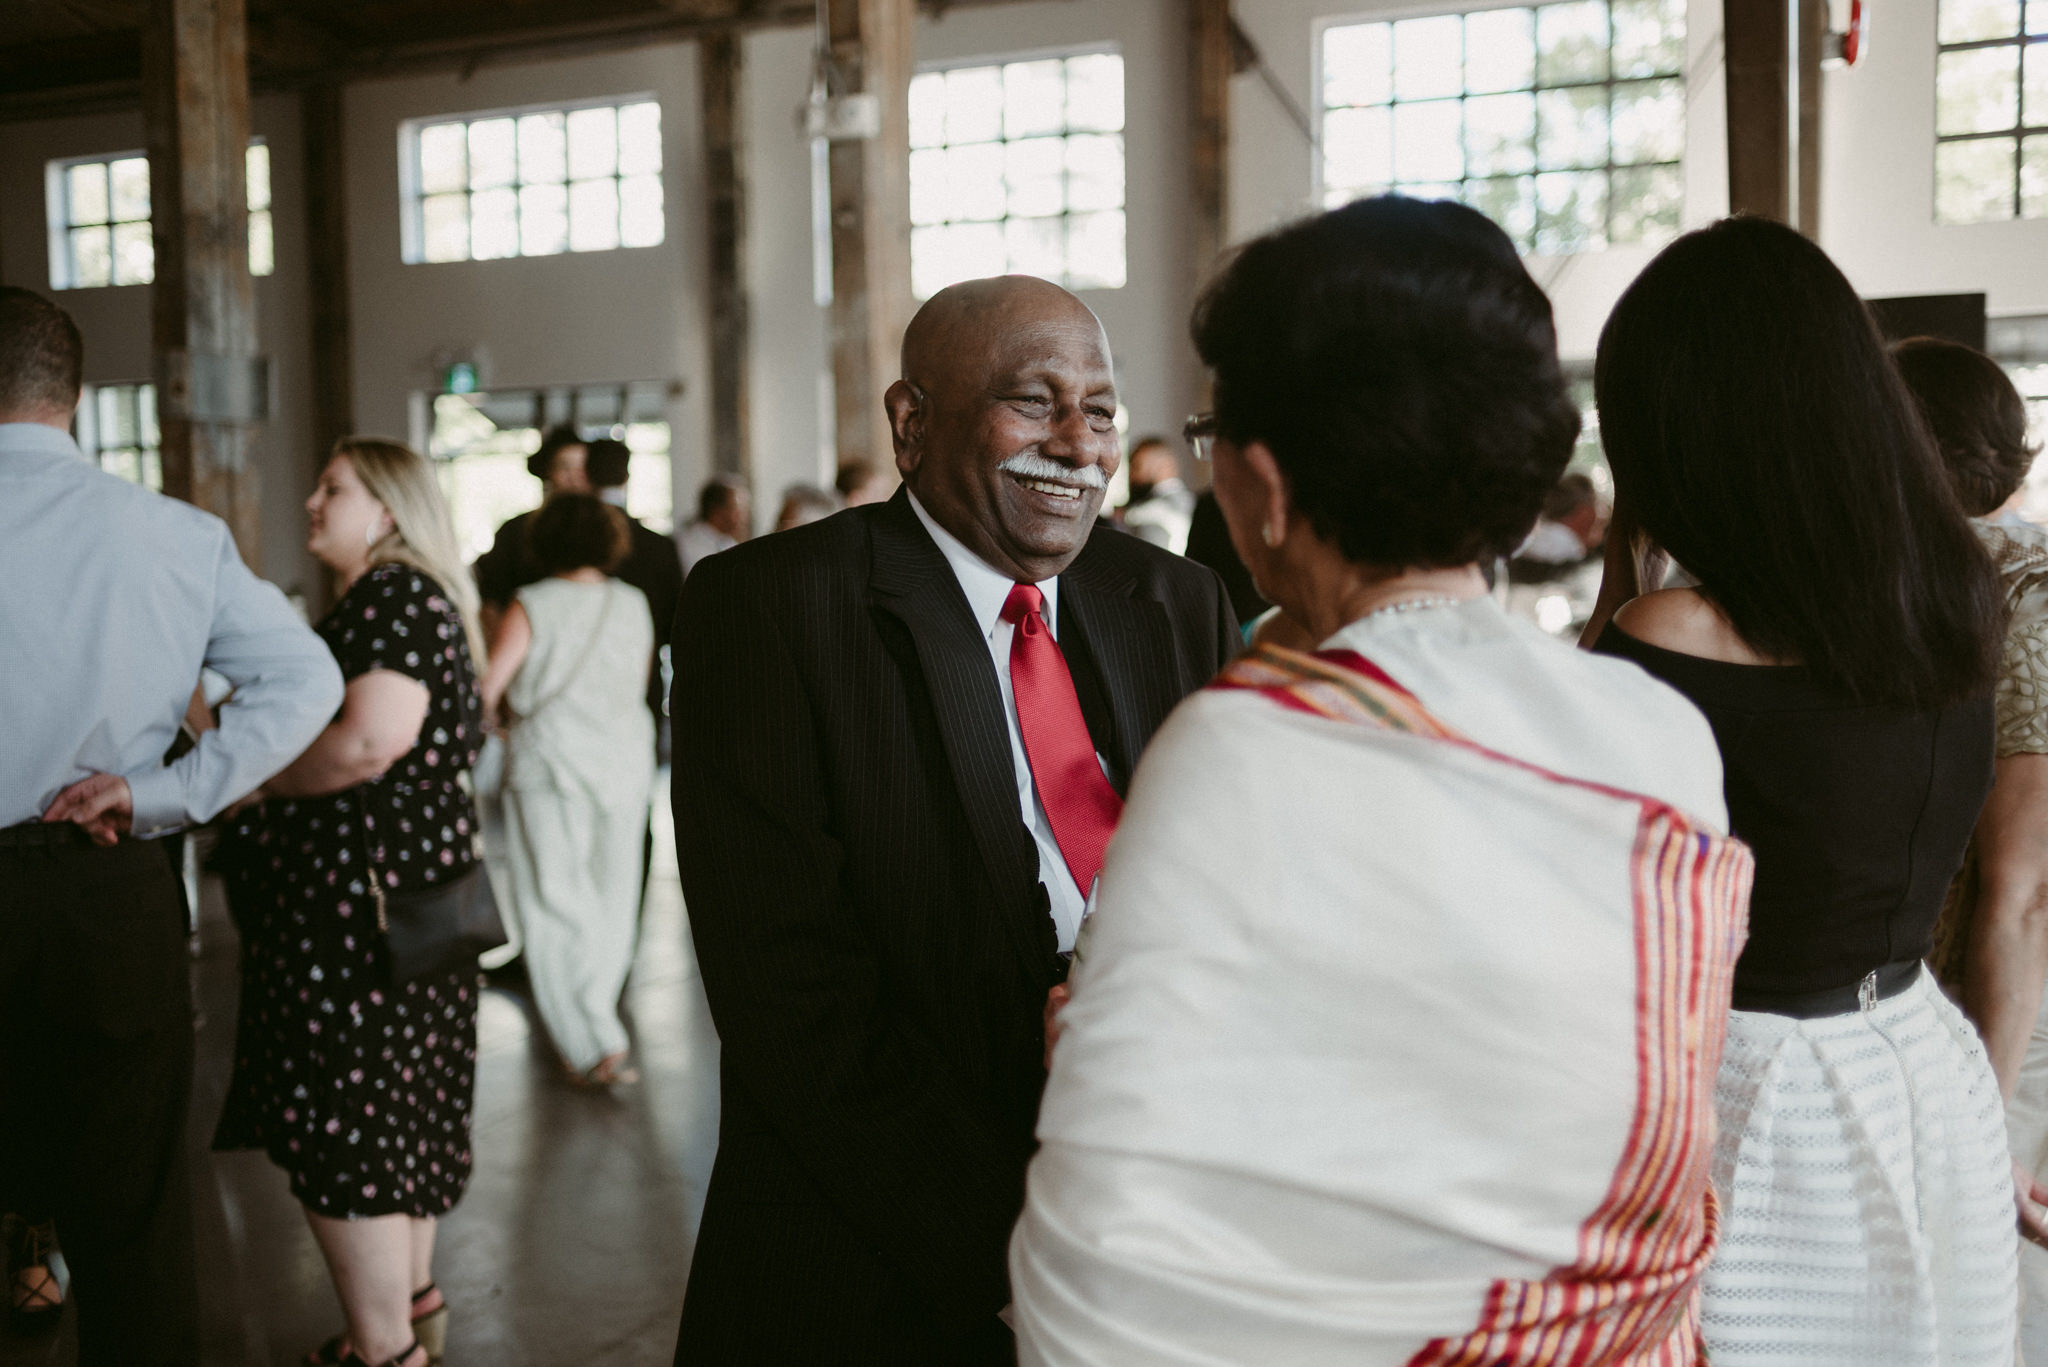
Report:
1933,519,2048,1359
1932,520,2048,982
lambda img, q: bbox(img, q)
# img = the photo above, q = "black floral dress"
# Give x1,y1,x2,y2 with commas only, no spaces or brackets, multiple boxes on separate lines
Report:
213,563,484,1219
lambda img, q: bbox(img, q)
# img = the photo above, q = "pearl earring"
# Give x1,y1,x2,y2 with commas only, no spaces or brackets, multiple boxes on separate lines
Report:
365,520,385,547
1261,523,1280,548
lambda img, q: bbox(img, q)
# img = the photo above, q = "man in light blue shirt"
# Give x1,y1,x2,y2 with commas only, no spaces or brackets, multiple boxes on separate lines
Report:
0,286,341,1367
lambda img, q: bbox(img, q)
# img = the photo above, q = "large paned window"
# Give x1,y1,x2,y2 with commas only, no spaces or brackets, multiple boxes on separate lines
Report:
403,100,664,264
908,50,1126,298
48,144,275,289
77,382,162,491
1319,0,1687,255
1933,0,2048,223
428,382,674,562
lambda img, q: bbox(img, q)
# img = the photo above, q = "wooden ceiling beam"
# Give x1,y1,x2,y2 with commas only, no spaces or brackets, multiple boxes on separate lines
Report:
0,0,1021,122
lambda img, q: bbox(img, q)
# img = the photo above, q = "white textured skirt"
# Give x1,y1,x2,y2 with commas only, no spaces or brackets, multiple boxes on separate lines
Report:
1701,967,2017,1365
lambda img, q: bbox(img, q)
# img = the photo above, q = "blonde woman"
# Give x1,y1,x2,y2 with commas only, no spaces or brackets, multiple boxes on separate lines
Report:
213,439,485,1367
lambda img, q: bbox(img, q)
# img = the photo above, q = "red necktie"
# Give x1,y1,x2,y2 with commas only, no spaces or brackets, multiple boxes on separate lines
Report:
1001,583,1124,895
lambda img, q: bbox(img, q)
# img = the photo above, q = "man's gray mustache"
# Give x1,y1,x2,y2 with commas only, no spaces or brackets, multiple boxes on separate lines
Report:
997,453,1107,489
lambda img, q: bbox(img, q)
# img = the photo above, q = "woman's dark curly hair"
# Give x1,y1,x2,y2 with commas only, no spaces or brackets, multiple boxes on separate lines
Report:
1191,195,1582,568
1891,335,2039,517
528,493,628,575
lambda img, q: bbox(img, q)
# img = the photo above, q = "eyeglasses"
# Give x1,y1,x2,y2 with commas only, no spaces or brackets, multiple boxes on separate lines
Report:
1183,412,1220,463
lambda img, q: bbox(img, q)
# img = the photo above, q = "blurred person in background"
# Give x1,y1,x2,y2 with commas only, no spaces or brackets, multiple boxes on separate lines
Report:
1184,484,1269,630
1896,335,2048,1358
1515,471,1605,565
1115,435,1194,555
479,494,654,1088
679,474,750,577
1,284,342,1367
774,483,840,532
213,438,488,1367
836,456,890,507
474,425,588,635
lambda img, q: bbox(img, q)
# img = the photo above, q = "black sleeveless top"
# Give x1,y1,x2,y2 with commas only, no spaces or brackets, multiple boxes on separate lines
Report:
1594,623,1993,997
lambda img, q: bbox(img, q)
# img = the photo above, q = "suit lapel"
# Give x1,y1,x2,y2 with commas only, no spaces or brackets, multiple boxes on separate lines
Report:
1058,544,1181,788
868,493,1058,978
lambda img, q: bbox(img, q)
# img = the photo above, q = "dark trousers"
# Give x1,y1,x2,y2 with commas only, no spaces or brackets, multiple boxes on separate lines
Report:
0,835,200,1367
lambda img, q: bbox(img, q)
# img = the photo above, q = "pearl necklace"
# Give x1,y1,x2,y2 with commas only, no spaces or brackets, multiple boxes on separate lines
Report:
1362,594,1464,621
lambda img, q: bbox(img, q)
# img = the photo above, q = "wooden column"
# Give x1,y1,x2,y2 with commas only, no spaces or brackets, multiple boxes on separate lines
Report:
824,0,913,471
144,0,265,566
1794,0,1826,235
1723,0,1790,221
703,30,751,481
1189,0,1233,288
303,81,353,458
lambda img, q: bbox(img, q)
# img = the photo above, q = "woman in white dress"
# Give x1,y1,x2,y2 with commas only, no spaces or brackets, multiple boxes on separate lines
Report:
479,493,655,1086
1010,196,1751,1365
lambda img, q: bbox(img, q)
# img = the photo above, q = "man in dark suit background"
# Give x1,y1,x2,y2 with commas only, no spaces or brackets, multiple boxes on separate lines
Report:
474,424,588,635
670,275,1238,1365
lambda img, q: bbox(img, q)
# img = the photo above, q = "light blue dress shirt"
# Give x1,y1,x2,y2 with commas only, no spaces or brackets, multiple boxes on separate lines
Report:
907,490,1090,952
0,422,344,833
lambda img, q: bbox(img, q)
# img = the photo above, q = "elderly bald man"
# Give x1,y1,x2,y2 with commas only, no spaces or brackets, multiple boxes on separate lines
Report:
669,277,1239,1364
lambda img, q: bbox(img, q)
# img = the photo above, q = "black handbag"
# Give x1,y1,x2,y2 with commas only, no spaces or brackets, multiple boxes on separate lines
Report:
364,841,507,985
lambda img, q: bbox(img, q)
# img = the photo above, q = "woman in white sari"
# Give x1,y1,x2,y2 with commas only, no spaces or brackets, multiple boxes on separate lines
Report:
1009,196,1752,1365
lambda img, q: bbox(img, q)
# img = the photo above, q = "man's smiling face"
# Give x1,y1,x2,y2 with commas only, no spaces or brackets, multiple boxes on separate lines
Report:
891,277,1121,583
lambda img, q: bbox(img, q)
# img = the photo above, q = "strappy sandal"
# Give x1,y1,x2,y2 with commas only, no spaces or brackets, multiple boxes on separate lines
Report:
410,1282,449,1364
307,1286,446,1367
340,1340,425,1367
4,1216,63,1334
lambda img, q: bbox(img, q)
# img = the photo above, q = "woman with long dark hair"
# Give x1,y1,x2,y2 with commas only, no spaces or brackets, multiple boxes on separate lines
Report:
1585,216,2013,1363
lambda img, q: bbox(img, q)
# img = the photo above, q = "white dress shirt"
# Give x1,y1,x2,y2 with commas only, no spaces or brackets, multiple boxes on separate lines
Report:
678,519,736,577
908,491,1090,952
0,422,344,833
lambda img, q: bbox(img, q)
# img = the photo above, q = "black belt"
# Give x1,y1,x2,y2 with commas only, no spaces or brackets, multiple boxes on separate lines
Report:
0,820,93,850
1730,958,1924,1019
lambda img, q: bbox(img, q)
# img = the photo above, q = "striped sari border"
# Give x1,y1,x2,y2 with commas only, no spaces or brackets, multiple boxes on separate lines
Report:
1211,644,1754,1366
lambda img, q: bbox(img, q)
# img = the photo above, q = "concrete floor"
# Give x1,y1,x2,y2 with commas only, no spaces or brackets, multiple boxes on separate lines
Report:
3,784,722,1367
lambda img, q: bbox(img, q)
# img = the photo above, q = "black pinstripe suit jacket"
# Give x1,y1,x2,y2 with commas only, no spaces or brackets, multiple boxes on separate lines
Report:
670,488,1239,1365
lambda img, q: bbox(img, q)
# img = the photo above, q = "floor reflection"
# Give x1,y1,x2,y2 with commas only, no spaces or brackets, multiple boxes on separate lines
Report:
2,777,721,1367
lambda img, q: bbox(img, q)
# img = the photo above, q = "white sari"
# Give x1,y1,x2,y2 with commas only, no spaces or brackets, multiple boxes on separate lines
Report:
1011,600,1749,1366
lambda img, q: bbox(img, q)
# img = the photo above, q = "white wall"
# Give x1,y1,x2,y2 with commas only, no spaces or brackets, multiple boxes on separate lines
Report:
0,95,322,597
742,25,837,511
1818,0,2048,316
341,45,713,521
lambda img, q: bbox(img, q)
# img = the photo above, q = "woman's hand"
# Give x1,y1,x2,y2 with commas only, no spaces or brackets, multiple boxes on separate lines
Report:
1580,493,1668,647
1043,984,1072,1071
2018,1158,2048,1248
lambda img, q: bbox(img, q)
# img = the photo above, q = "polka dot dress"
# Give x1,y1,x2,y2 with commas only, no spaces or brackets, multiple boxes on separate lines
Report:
213,563,485,1219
